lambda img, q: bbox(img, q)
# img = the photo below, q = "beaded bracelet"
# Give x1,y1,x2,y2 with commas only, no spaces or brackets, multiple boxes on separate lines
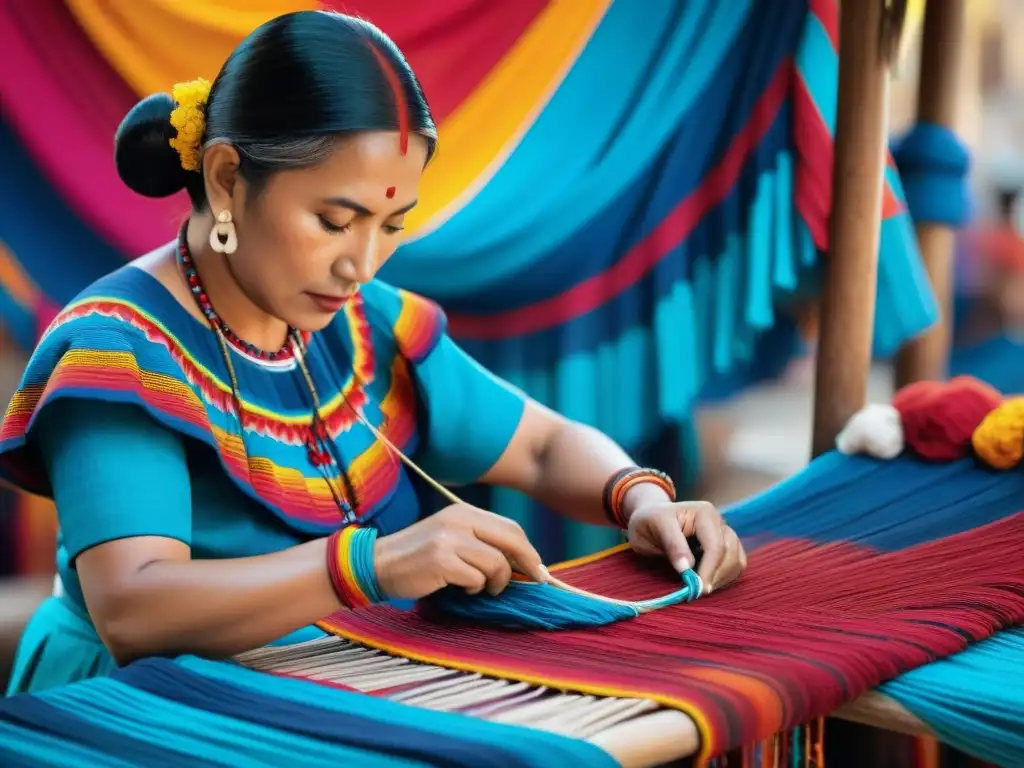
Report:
602,467,677,528
326,525,387,609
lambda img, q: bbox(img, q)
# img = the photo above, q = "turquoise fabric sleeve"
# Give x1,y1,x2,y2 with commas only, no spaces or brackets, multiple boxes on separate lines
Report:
360,280,527,486
36,398,193,561
414,334,527,485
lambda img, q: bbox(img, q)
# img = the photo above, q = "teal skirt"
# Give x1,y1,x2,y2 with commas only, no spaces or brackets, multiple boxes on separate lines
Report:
6,596,117,696
6,594,333,696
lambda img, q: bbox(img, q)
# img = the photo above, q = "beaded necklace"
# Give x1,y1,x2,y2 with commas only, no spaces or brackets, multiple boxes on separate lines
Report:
175,223,359,521
176,226,296,362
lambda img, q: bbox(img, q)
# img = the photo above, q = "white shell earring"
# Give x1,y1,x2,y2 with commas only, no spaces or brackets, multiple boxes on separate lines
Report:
209,210,238,255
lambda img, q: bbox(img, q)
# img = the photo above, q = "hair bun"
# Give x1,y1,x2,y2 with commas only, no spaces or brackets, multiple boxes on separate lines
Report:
114,93,190,198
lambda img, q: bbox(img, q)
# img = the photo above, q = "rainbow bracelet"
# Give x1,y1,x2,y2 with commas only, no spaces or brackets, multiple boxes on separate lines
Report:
326,525,387,609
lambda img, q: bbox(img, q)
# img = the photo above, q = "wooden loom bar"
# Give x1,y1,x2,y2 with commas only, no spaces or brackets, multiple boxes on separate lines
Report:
810,0,892,458
894,0,967,387
807,0,936,756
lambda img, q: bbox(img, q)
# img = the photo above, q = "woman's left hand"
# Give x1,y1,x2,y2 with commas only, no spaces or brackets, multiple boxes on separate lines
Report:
627,500,746,594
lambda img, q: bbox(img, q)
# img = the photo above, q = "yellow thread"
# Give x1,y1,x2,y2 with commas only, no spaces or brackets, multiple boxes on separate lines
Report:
971,397,1024,470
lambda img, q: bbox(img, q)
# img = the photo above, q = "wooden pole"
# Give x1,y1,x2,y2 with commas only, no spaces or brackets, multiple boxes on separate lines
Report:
893,0,967,388
810,0,894,458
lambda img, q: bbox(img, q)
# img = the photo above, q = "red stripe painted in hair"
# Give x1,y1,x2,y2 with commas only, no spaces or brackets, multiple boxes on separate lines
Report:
321,0,550,121
367,42,410,155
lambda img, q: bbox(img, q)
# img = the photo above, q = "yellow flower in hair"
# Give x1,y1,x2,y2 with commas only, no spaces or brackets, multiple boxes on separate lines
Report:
168,78,212,172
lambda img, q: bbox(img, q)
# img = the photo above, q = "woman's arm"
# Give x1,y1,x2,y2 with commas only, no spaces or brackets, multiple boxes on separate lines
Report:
480,401,668,528
480,401,747,589
40,399,342,665
76,537,338,665
380,288,742,586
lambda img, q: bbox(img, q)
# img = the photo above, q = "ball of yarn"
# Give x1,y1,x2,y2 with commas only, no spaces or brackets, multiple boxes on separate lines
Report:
892,376,1002,462
835,404,904,459
972,397,1024,470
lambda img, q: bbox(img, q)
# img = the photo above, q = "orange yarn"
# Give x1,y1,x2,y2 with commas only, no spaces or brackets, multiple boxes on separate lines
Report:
892,377,1003,462
971,397,1024,470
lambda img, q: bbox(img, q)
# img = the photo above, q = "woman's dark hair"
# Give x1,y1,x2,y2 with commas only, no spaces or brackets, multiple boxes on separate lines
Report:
114,11,436,209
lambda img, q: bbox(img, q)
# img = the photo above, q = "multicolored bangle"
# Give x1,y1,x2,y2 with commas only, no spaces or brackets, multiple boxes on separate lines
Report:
326,525,387,609
602,467,677,528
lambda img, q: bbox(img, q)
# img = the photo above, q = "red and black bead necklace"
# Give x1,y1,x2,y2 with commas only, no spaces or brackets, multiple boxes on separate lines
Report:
176,225,296,362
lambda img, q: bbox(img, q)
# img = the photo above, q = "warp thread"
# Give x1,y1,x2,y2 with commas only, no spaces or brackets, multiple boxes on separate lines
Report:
323,511,1024,758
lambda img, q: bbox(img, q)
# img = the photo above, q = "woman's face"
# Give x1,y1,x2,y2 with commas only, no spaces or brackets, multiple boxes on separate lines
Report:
227,132,428,331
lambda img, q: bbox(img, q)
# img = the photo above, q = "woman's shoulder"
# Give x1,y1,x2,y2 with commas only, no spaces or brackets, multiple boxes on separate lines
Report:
355,279,447,364
42,260,193,344
2,263,230,480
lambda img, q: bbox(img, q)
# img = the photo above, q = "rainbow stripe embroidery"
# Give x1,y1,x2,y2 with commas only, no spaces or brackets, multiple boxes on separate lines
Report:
0,283,445,534
393,289,445,364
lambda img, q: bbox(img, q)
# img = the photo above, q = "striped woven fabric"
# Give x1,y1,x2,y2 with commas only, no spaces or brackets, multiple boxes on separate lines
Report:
0,0,939,562
317,452,1024,760
0,656,614,768
0,452,1020,765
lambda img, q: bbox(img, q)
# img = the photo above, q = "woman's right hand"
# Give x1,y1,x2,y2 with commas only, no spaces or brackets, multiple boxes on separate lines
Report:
372,503,548,600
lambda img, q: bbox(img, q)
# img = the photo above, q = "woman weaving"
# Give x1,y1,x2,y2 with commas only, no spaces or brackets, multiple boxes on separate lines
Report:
0,10,745,696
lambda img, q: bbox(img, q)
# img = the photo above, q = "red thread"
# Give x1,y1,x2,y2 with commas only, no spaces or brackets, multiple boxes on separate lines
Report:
385,186,396,199
893,376,1002,461
367,43,409,155
321,515,1024,758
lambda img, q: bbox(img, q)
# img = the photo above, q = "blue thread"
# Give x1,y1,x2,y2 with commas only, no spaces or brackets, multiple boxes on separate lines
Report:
891,122,971,227
349,528,386,604
425,569,703,630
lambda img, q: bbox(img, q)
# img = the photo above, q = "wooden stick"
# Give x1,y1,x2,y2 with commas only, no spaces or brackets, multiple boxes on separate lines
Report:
894,0,967,388
353,406,647,605
811,0,895,458
832,691,933,738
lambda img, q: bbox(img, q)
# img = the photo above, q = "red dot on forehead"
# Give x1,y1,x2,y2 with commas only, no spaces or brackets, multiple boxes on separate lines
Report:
385,186,396,199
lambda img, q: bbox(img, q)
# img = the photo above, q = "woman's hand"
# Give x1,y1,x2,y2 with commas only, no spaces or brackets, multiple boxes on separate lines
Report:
627,500,746,594
373,503,548,600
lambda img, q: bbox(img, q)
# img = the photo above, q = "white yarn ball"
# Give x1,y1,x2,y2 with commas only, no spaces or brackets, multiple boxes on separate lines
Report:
835,403,905,460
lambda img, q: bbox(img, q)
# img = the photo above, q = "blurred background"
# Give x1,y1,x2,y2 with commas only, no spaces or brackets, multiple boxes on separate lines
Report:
1,0,1022,683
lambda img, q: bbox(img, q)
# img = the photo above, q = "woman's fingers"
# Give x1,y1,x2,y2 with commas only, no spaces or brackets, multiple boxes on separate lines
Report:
468,510,548,584
711,526,746,590
455,536,514,595
440,550,490,595
689,505,726,590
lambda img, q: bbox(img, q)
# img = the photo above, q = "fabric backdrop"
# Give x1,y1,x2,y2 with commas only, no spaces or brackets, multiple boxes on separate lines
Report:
0,0,937,562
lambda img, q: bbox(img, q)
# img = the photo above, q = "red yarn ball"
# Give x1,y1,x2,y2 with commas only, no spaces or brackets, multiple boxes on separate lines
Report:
892,376,1003,461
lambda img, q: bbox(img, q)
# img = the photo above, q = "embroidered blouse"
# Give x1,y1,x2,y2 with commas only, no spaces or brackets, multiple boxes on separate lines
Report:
0,265,526,694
